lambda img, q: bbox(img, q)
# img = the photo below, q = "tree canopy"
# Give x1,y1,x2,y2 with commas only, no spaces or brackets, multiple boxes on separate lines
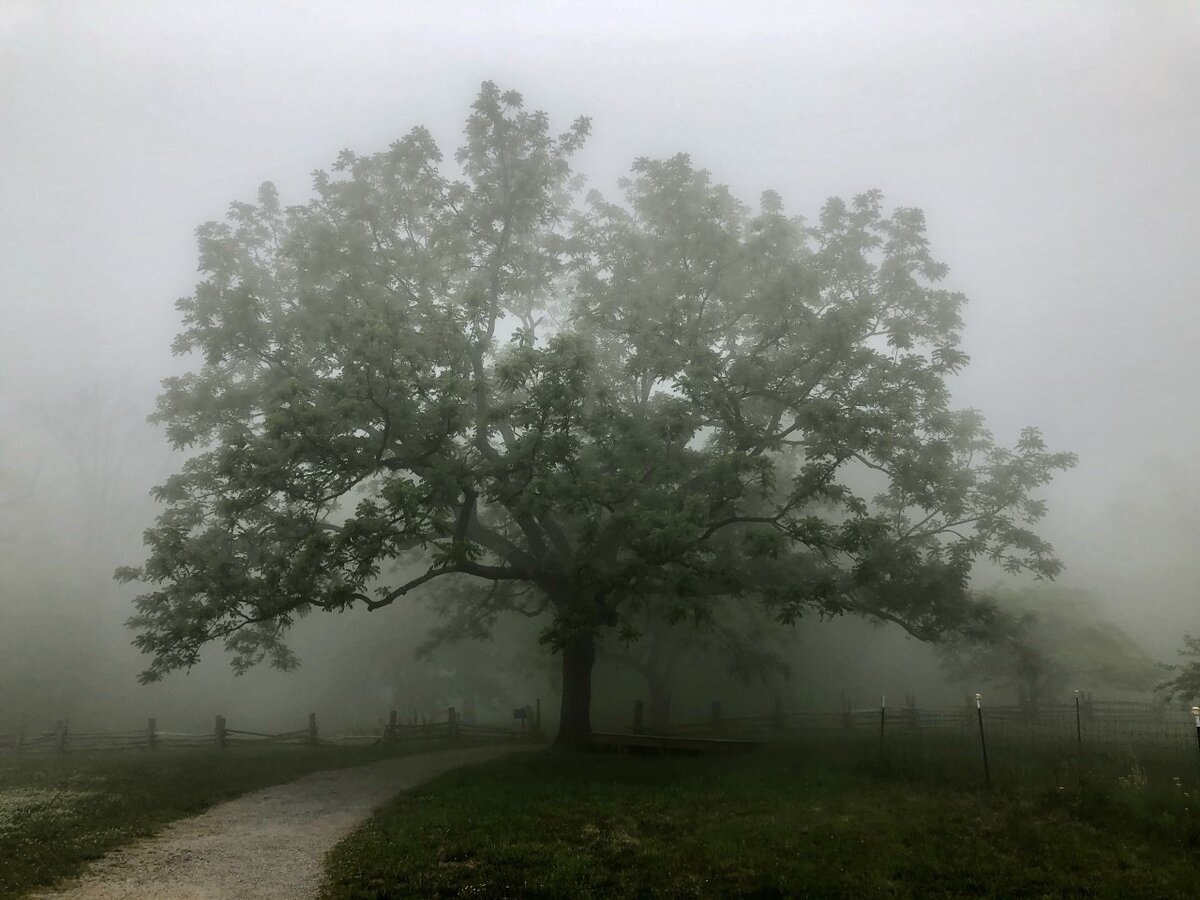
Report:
119,83,1075,743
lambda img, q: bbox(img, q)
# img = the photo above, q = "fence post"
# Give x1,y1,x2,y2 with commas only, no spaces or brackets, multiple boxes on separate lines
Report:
1080,691,1089,753
308,712,318,746
1192,707,1200,759
633,699,644,734
448,707,458,740
975,693,990,788
147,717,157,750
879,695,886,749
14,719,25,753
214,715,227,750
55,719,68,754
711,701,721,731
387,710,398,744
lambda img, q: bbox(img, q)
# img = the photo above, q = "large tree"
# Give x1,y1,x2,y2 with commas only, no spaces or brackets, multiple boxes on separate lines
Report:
119,84,1075,744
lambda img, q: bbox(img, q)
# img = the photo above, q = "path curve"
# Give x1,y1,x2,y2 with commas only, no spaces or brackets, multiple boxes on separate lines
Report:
35,743,540,900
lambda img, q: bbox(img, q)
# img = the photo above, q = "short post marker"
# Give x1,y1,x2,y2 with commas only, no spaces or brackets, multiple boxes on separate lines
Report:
1191,706,1200,758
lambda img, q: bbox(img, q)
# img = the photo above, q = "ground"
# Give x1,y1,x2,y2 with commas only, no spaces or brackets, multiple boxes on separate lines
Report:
321,736,1200,899
0,740,474,899
32,745,536,899
6,733,1200,898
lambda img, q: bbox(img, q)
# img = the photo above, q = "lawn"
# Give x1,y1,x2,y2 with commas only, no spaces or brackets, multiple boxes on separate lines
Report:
322,734,1200,898
0,740,451,899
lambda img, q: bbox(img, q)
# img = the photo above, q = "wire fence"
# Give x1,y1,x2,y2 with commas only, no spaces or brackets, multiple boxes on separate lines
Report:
632,695,1200,758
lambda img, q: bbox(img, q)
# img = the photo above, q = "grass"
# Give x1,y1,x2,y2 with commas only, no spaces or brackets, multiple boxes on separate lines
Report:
322,733,1200,899
0,740,455,899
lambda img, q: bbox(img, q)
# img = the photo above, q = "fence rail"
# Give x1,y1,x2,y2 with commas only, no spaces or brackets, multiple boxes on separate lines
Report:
0,703,544,755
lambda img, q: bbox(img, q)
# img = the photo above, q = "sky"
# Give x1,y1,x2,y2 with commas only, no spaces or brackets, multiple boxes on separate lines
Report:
1,0,1199,709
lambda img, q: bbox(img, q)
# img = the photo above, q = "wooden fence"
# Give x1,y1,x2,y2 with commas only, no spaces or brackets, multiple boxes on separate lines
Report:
0,702,543,755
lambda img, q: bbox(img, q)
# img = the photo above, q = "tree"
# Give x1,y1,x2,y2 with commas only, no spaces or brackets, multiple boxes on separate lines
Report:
119,83,1075,745
937,587,1163,708
1161,636,1200,702
600,599,790,729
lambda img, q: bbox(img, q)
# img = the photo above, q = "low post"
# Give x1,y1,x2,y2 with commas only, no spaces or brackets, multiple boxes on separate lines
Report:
448,707,458,740
147,717,157,750
308,712,318,746
1080,691,1089,753
214,715,227,750
1192,706,1200,759
387,710,398,744
633,699,644,734
14,719,25,753
975,693,990,788
55,719,68,754
879,695,886,748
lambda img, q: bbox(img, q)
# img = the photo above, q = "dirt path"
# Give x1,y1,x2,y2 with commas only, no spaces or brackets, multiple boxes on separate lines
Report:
34,743,540,900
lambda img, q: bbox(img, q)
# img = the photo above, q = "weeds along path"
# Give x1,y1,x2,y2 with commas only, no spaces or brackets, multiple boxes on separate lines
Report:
33,743,540,900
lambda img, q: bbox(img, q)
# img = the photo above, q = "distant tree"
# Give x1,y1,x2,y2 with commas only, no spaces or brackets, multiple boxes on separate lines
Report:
937,587,1163,707
119,83,1074,745
1160,636,1200,702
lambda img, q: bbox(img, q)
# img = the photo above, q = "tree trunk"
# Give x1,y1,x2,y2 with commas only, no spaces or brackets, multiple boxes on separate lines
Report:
648,675,670,730
556,632,596,747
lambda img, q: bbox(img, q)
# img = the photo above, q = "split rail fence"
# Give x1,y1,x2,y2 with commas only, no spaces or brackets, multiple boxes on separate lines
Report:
0,702,543,755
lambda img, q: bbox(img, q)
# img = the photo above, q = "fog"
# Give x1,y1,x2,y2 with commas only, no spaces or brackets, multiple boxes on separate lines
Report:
2,1,1198,736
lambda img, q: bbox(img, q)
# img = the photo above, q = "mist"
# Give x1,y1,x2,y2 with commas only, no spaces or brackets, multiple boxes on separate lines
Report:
3,0,1199,741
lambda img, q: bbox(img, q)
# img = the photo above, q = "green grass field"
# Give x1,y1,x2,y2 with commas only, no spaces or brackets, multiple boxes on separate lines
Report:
322,734,1200,899
0,741,450,899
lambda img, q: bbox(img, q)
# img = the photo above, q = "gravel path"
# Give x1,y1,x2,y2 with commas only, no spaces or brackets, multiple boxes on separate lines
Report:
34,743,540,900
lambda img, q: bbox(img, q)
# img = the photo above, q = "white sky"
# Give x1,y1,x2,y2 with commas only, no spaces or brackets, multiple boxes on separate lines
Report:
2,0,1199,647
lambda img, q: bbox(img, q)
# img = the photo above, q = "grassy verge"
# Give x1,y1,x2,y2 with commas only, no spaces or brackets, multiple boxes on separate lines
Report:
0,740,457,899
322,734,1200,898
